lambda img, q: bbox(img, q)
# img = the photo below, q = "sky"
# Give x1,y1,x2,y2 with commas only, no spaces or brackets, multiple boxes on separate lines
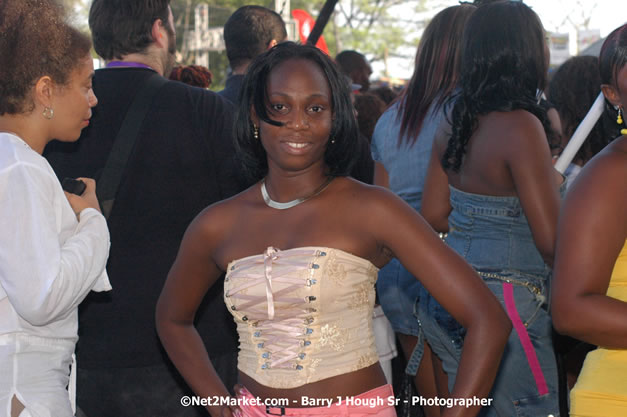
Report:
377,0,625,80
526,0,623,38
525,0,624,53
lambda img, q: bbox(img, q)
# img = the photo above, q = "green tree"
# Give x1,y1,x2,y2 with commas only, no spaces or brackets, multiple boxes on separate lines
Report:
169,0,428,86
169,0,274,88
68,0,445,86
62,0,445,83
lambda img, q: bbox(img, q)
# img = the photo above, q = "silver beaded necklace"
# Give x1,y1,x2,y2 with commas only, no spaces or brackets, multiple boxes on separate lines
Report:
260,177,334,210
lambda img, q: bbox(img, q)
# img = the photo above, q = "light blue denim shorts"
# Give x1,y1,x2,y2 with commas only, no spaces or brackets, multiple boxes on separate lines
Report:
376,257,423,338
414,270,560,417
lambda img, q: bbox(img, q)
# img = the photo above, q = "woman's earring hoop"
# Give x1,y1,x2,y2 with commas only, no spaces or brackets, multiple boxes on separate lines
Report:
42,107,54,120
253,125,259,140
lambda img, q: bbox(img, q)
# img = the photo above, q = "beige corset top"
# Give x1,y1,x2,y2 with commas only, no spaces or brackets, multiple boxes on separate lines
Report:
224,247,380,389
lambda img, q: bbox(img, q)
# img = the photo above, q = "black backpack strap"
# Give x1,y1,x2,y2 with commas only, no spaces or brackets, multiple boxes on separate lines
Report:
98,73,167,219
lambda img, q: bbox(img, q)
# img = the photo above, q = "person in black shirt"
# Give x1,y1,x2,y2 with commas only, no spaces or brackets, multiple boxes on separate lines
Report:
44,1,241,415
218,6,287,105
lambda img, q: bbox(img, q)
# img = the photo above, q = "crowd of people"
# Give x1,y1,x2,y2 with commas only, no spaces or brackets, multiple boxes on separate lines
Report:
0,0,626,417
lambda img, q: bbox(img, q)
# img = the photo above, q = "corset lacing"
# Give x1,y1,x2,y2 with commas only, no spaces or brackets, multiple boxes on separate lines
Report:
226,247,326,370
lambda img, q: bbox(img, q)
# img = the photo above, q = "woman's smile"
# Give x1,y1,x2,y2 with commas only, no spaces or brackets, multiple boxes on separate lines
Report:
257,58,333,173
286,142,307,148
281,140,313,154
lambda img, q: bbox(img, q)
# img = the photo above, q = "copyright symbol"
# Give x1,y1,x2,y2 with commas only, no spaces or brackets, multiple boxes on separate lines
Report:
181,396,191,407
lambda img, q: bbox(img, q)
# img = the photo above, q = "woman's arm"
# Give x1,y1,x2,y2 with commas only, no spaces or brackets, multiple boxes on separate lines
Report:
156,206,235,417
0,165,109,325
505,111,563,266
421,131,451,233
370,114,390,189
369,188,511,417
551,138,627,347
373,162,389,188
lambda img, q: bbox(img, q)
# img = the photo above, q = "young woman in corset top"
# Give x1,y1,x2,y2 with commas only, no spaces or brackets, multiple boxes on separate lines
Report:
156,42,511,417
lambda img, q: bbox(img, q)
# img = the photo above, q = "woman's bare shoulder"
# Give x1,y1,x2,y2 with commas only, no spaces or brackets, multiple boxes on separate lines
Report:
479,110,550,161
333,177,411,217
566,136,627,217
335,176,400,199
191,183,260,235
489,109,544,136
608,134,627,155
582,135,627,179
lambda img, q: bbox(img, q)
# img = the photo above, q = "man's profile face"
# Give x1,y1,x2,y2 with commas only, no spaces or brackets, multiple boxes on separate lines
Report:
163,6,177,76
352,58,372,93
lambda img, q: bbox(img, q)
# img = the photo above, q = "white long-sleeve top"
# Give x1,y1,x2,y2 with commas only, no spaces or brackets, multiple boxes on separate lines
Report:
0,132,111,339
0,132,111,416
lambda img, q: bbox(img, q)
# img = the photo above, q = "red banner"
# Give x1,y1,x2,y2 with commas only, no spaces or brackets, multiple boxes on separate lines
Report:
291,9,330,55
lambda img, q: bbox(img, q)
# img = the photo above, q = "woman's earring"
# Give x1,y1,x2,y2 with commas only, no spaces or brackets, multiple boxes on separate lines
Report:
42,107,54,120
253,125,259,140
330,137,335,144
616,107,627,135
